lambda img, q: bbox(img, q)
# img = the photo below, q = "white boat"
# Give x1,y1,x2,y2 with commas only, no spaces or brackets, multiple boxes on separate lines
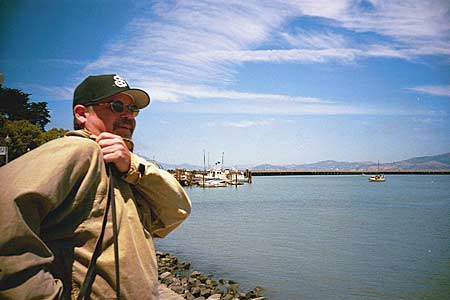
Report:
229,171,249,184
198,179,228,188
204,168,228,182
369,174,385,182
195,162,230,187
369,161,386,182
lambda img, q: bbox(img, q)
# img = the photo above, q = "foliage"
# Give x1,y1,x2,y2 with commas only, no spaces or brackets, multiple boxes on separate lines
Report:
40,127,69,143
0,84,69,165
0,118,67,164
0,85,50,130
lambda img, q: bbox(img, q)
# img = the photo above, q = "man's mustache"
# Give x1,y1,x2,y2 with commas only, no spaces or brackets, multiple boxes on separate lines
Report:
117,119,134,127
113,118,135,128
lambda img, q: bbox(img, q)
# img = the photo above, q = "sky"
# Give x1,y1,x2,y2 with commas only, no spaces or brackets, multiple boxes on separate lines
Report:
1,0,450,167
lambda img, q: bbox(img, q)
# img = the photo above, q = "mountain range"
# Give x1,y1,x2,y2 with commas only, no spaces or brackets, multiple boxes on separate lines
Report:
155,152,450,171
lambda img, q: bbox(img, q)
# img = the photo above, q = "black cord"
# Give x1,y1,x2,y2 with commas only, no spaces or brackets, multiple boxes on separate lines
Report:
108,163,121,300
78,163,121,300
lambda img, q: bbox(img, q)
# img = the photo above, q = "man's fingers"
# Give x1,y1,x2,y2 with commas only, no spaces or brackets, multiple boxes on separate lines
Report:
95,133,127,148
94,132,131,173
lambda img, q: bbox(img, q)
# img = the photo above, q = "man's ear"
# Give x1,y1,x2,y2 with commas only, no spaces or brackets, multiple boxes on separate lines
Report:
74,105,89,127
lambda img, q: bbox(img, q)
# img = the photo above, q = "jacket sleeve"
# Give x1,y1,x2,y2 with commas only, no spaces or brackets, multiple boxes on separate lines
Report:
122,154,191,238
0,137,105,300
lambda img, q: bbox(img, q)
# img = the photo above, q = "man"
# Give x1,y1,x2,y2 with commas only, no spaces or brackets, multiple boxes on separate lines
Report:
0,74,191,299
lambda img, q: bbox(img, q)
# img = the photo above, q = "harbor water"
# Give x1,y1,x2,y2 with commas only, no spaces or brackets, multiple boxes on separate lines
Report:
155,175,450,300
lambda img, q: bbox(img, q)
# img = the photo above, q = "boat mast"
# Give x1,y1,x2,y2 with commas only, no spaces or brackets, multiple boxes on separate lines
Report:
203,149,206,171
221,152,224,170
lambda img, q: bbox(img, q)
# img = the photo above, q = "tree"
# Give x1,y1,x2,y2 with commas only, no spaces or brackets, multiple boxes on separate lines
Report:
0,85,50,130
40,127,68,143
0,84,68,165
0,118,67,164
1,119,43,162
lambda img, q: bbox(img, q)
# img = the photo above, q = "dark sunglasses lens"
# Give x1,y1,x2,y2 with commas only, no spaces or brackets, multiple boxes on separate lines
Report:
110,101,125,113
129,105,139,112
131,108,139,117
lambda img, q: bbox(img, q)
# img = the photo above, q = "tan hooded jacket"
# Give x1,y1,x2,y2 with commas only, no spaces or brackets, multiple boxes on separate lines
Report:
0,130,191,300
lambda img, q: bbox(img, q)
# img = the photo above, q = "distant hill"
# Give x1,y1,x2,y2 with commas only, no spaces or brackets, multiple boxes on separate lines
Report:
378,153,450,171
143,152,450,171
159,162,203,170
251,153,450,171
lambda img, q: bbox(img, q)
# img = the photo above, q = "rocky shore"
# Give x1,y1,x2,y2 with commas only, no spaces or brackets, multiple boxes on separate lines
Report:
157,251,268,300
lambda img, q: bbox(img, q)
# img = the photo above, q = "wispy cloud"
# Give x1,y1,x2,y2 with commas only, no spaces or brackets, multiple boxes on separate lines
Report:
337,1,450,43
22,84,73,101
222,120,271,128
185,44,450,64
157,99,434,117
207,118,293,128
281,30,349,49
41,58,88,66
408,85,450,97
146,81,328,103
84,1,449,82
78,0,450,115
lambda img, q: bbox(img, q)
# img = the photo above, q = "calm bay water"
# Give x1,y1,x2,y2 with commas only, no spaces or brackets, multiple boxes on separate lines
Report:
155,175,450,300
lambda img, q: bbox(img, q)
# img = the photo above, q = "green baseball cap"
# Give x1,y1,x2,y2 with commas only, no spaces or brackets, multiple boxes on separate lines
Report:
73,74,150,109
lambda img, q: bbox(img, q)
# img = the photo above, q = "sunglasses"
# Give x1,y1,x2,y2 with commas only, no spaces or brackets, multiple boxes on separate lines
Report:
89,100,140,117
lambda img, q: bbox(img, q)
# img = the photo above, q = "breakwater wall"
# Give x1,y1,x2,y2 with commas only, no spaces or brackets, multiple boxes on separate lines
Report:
250,170,450,176
157,251,268,300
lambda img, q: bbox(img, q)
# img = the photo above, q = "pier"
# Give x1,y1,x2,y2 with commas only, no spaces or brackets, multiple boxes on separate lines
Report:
171,169,450,186
250,170,450,176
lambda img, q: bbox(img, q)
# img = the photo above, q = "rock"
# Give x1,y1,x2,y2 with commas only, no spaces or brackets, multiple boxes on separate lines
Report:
157,252,269,299
191,287,201,297
160,271,172,280
206,279,218,286
200,288,212,298
222,295,233,300
171,286,185,294
191,271,202,277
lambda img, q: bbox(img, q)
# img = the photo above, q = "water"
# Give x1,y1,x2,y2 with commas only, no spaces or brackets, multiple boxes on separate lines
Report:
155,175,450,300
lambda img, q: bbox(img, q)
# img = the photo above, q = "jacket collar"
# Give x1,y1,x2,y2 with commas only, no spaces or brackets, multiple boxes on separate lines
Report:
65,129,134,152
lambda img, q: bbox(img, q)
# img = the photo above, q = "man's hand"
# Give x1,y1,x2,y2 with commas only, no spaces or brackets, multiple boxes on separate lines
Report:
94,132,131,173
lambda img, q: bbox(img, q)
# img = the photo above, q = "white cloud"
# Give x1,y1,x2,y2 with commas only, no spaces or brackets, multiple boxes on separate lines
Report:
84,0,449,85
408,85,450,97
155,99,433,116
339,1,450,43
76,0,450,118
41,58,88,66
23,84,73,101
144,81,328,104
281,30,349,49
222,120,271,128
206,118,293,128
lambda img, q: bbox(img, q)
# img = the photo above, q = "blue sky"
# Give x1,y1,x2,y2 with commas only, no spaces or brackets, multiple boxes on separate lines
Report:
1,0,449,166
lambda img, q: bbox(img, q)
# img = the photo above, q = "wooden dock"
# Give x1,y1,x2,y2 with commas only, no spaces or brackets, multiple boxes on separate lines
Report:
250,170,450,176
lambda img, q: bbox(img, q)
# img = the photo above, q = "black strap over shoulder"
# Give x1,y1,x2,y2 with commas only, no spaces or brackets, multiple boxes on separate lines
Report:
77,163,120,300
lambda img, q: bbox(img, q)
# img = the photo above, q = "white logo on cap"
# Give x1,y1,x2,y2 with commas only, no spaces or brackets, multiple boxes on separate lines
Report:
113,75,128,88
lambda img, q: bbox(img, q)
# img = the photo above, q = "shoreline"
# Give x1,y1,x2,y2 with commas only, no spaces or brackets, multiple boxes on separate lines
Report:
157,251,268,300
